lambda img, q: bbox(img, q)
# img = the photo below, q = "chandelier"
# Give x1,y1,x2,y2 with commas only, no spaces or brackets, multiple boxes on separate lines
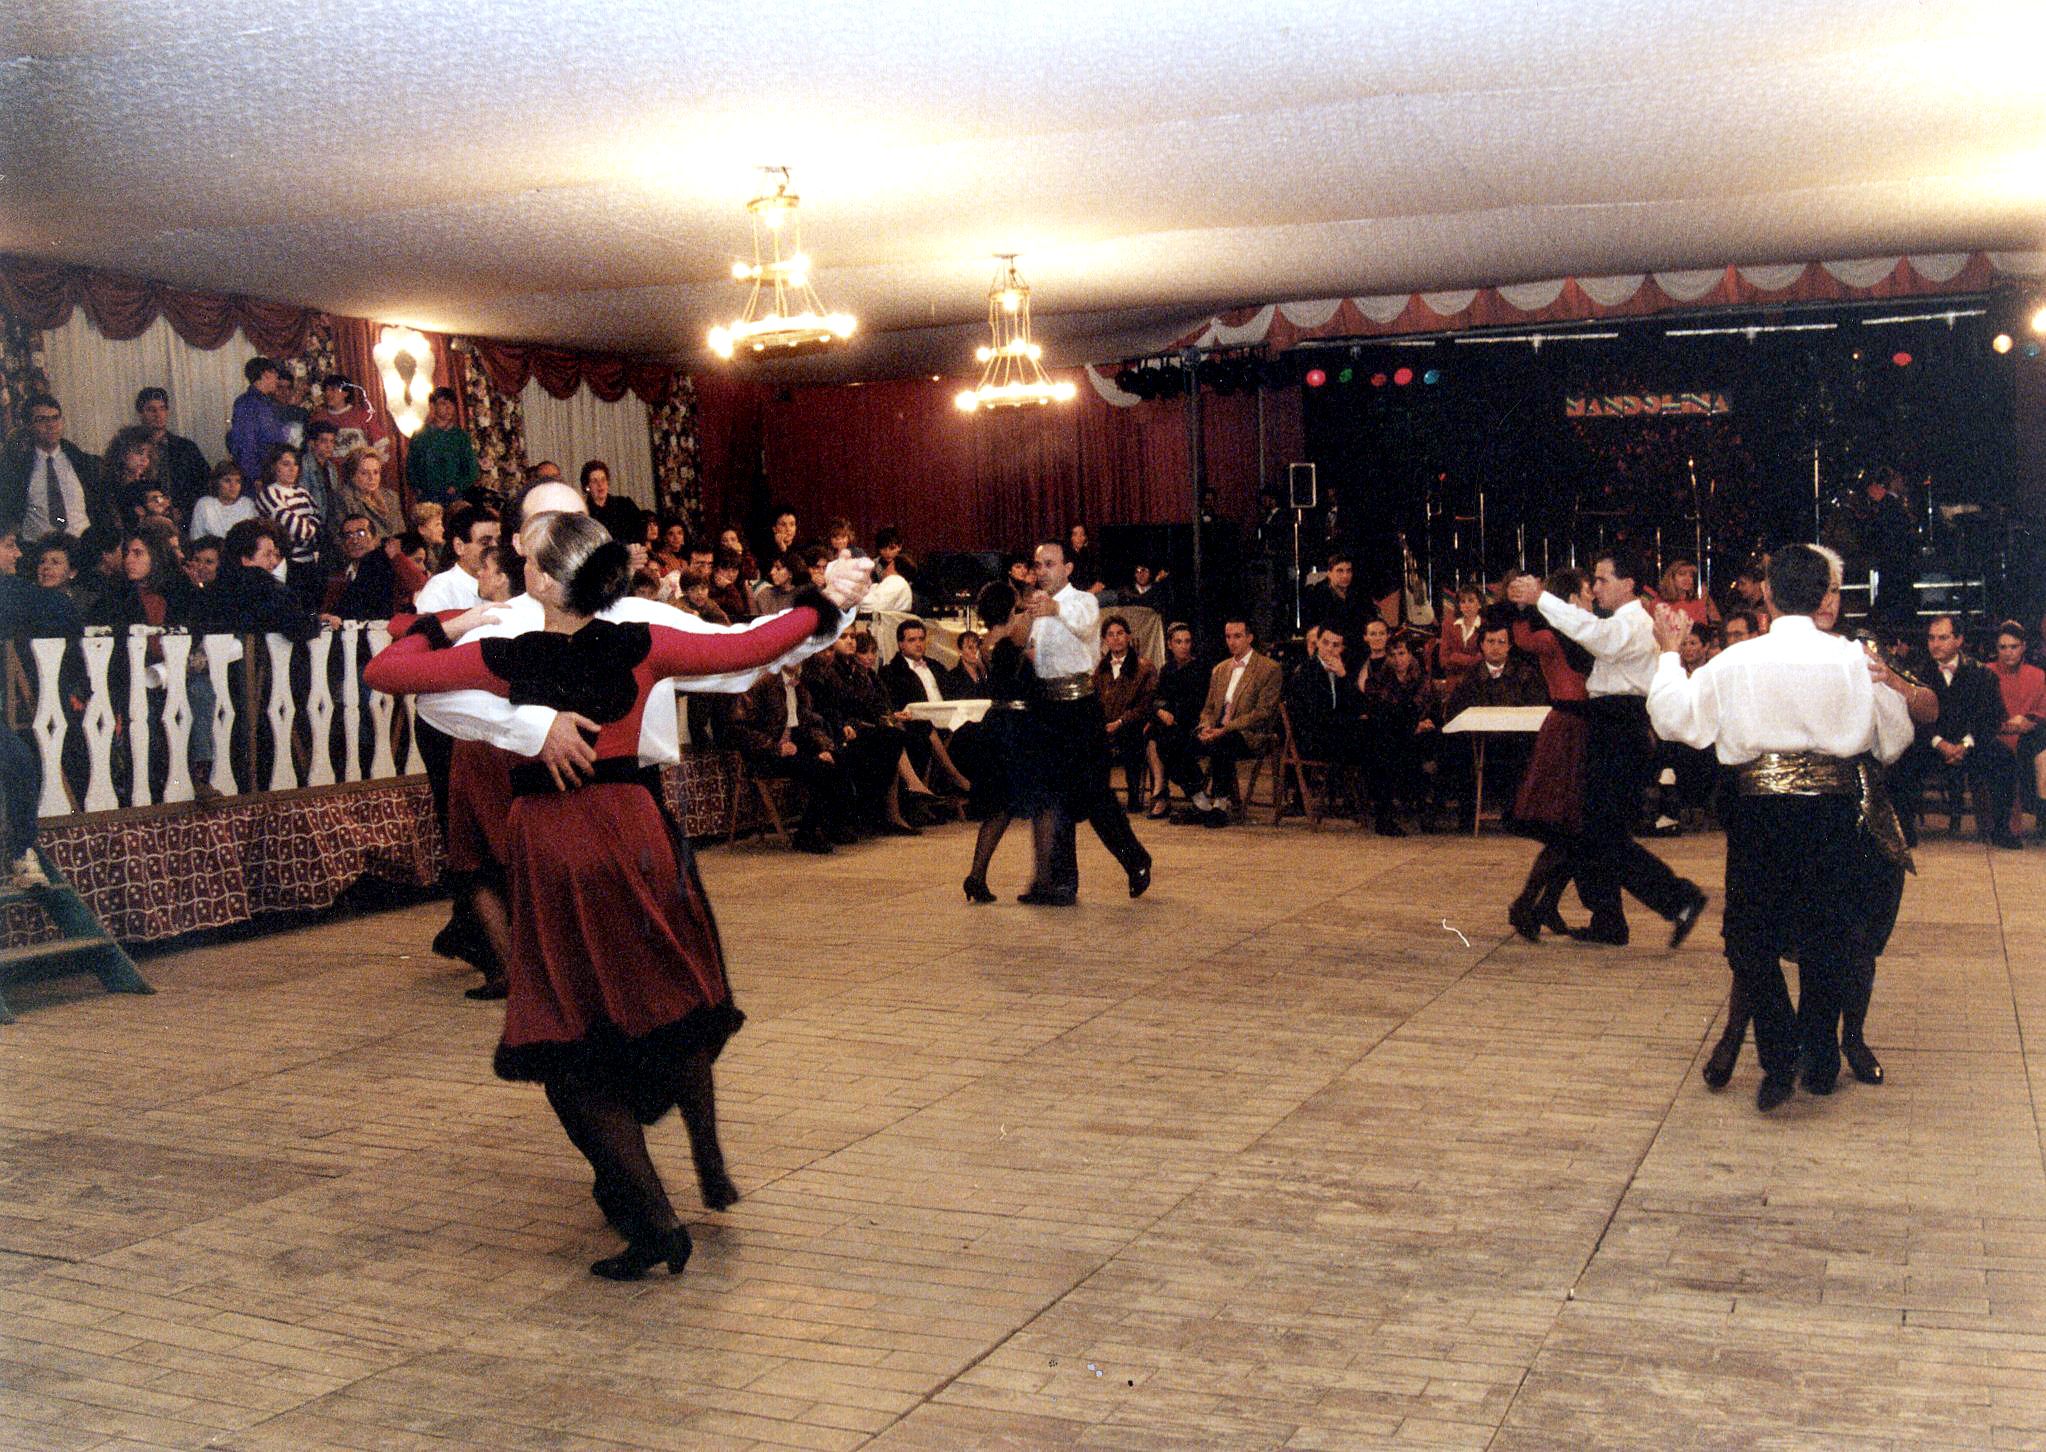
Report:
707,168,856,360
954,255,1077,413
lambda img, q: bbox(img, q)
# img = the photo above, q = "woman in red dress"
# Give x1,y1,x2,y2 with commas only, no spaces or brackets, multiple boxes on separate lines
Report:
1506,568,1596,940
367,512,852,1280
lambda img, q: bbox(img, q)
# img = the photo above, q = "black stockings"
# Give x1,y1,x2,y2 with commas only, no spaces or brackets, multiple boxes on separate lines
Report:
545,1073,679,1241
970,813,1012,885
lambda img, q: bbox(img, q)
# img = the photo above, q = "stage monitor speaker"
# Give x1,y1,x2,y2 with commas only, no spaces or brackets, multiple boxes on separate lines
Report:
1288,461,1318,510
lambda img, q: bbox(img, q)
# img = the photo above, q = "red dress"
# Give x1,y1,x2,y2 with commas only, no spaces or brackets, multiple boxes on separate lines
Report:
366,608,827,1088
1510,616,1591,835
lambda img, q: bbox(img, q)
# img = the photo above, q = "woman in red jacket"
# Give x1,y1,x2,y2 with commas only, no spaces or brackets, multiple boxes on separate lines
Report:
367,511,856,1280
1505,568,1595,940
1438,586,1486,692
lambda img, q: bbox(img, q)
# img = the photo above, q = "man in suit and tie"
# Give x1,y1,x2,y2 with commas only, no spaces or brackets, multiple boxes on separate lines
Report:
879,617,972,793
1892,614,2021,849
2,396,112,541
1176,617,1282,826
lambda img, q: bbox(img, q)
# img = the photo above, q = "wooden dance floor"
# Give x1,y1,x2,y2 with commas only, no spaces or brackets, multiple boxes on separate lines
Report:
1,821,2041,1449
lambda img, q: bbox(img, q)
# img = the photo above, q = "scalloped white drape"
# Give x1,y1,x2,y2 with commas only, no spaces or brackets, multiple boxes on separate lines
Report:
516,378,655,510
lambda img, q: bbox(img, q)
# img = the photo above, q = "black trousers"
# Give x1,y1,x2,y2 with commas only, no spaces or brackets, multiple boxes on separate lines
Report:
1891,739,2016,841
1032,695,1149,893
1574,697,1692,925
1724,792,1864,1082
747,750,854,835
838,722,908,823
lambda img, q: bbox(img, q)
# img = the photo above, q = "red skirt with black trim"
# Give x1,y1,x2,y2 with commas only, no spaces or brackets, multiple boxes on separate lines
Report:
446,740,514,878
492,767,743,1099
1512,704,1589,837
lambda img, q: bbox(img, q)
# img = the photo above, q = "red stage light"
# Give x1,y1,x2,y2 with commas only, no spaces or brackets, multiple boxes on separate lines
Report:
1370,372,1388,387
1393,367,1414,386
1891,350,1913,367
1304,368,1327,388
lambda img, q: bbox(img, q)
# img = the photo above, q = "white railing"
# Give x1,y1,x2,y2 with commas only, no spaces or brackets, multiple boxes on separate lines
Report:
6,621,421,819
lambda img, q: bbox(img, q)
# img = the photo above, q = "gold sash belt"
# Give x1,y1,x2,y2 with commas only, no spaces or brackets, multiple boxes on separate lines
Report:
1039,672,1094,702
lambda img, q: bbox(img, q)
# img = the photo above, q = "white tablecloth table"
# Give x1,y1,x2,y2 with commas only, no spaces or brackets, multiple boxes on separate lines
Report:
1441,705,1550,835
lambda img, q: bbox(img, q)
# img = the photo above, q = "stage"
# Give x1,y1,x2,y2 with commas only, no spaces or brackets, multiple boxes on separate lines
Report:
1,819,2039,1448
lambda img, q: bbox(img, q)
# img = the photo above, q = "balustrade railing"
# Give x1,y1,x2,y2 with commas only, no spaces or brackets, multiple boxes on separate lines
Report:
4,621,423,819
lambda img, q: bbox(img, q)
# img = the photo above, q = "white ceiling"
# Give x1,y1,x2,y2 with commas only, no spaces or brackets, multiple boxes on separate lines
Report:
5,1,2045,378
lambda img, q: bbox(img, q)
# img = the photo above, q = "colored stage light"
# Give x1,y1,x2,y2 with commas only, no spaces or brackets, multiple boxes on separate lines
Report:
1891,351,1912,367
1337,367,1355,384
1422,368,1442,384
1370,372,1388,387
1393,367,1414,386
1305,368,1327,388
1994,333,2014,354
2026,342,2043,359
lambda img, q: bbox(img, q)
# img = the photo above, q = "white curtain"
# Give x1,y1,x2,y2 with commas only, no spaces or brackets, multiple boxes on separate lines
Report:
39,311,259,467
517,379,655,510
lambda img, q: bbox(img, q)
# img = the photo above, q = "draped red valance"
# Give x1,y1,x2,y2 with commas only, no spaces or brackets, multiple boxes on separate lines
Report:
0,255,320,358
461,337,679,404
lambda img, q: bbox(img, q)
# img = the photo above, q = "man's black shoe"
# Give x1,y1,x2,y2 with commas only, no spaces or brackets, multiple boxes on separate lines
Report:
463,977,508,1001
1127,861,1152,899
1801,1068,1837,1096
1506,899,1541,943
1569,918,1629,946
1016,887,1077,906
1701,1032,1741,1090
1756,1076,1796,1112
1669,887,1708,950
1842,1038,1884,1085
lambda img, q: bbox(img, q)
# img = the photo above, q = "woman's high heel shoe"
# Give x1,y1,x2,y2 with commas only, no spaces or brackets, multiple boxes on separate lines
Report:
590,1225,693,1281
963,875,996,904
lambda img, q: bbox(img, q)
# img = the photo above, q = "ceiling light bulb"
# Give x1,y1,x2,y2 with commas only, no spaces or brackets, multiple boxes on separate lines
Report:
2032,305,2046,335
955,390,980,413
1994,333,2014,353
999,289,1022,313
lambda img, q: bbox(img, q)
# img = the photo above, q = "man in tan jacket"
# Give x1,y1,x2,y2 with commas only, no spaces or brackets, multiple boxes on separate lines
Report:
1177,618,1282,826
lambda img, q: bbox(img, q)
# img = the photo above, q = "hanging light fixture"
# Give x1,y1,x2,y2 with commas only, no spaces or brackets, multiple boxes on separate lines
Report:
371,326,435,436
707,167,856,360
955,255,1077,413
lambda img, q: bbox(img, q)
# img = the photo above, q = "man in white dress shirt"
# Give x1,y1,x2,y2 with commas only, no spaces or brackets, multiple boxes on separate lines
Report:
1007,540,1152,905
1507,548,1706,948
1648,544,1915,1111
414,505,501,613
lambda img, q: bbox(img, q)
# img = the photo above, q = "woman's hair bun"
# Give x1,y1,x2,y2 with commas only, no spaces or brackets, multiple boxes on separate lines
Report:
565,538,632,616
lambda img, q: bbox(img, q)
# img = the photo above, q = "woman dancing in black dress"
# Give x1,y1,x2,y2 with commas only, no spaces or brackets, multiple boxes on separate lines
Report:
368,512,861,1278
961,581,1052,901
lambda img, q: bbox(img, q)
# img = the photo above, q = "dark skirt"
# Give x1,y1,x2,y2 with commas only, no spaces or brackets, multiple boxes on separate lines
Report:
1513,704,1589,836
968,703,1055,819
446,740,514,878
492,772,744,1101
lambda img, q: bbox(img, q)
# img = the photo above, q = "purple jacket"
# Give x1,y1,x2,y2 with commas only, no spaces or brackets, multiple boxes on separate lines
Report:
228,388,297,483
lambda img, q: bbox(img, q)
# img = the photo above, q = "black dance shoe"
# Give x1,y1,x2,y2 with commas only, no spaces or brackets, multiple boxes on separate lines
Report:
694,1155,740,1212
1756,1076,1796,1112
463,976,509,1001
1668,887,1708,950
1507,898,1542,943
1701,1033,1741,1091
1541,905,1572,936
590,1225,693,1281
1569,918,1630,947
1127,860,1152,899
1016,886,1078,907
1842,1038,1884,1085
963,875,996,904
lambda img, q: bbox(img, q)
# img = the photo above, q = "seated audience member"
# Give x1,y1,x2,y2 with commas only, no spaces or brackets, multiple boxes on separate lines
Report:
414,504,501,612
1658,558,1721,629
879,618,973,791
868,552,914,611
1302,551,1371,647
656,516,689,559
1891,614,2020,849
1991,620,2046,835
103,427,159,523
709,549,754,620
581,459,642,545
1438,587,1487,691
725,661,859,853
1284,622,1368,781
136,485,179,533
4,395,111,540
1094,614,1158,810
1721,610,1762,645
822,518,867,560
1171,618,1281,826
1353,617,1393,691
301,419,345,543
1361,631,1435,835
183,537,221,594
1716,557,1767,622
1119,559,1172,615
27,535,88,624
190,460,257,541
204,519,333,640
253,444,326,601
949,629,990,693
628,567,663,600
767,506,799,557
404,387,477,508
1440,620,1549,827
803,629,926,833
1,526,82,639
751,552,801,616
410,501,446,568
324,514,425,621
716,526,759,584
90,526,198,632
133,387,210,519
338,445,404,542
1146,621,1205,819
308,373,390,463
227,358,297,485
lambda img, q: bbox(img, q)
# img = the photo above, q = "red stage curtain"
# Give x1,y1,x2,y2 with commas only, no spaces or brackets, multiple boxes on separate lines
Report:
461,337,677,404
0,255,317,357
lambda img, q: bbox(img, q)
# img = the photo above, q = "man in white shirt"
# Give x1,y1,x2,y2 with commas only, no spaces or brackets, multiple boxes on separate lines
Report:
415,505,502,613
1648,543,1915,1111
1006,540,1152,904
867,554,913,612
1507,549,1706,948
